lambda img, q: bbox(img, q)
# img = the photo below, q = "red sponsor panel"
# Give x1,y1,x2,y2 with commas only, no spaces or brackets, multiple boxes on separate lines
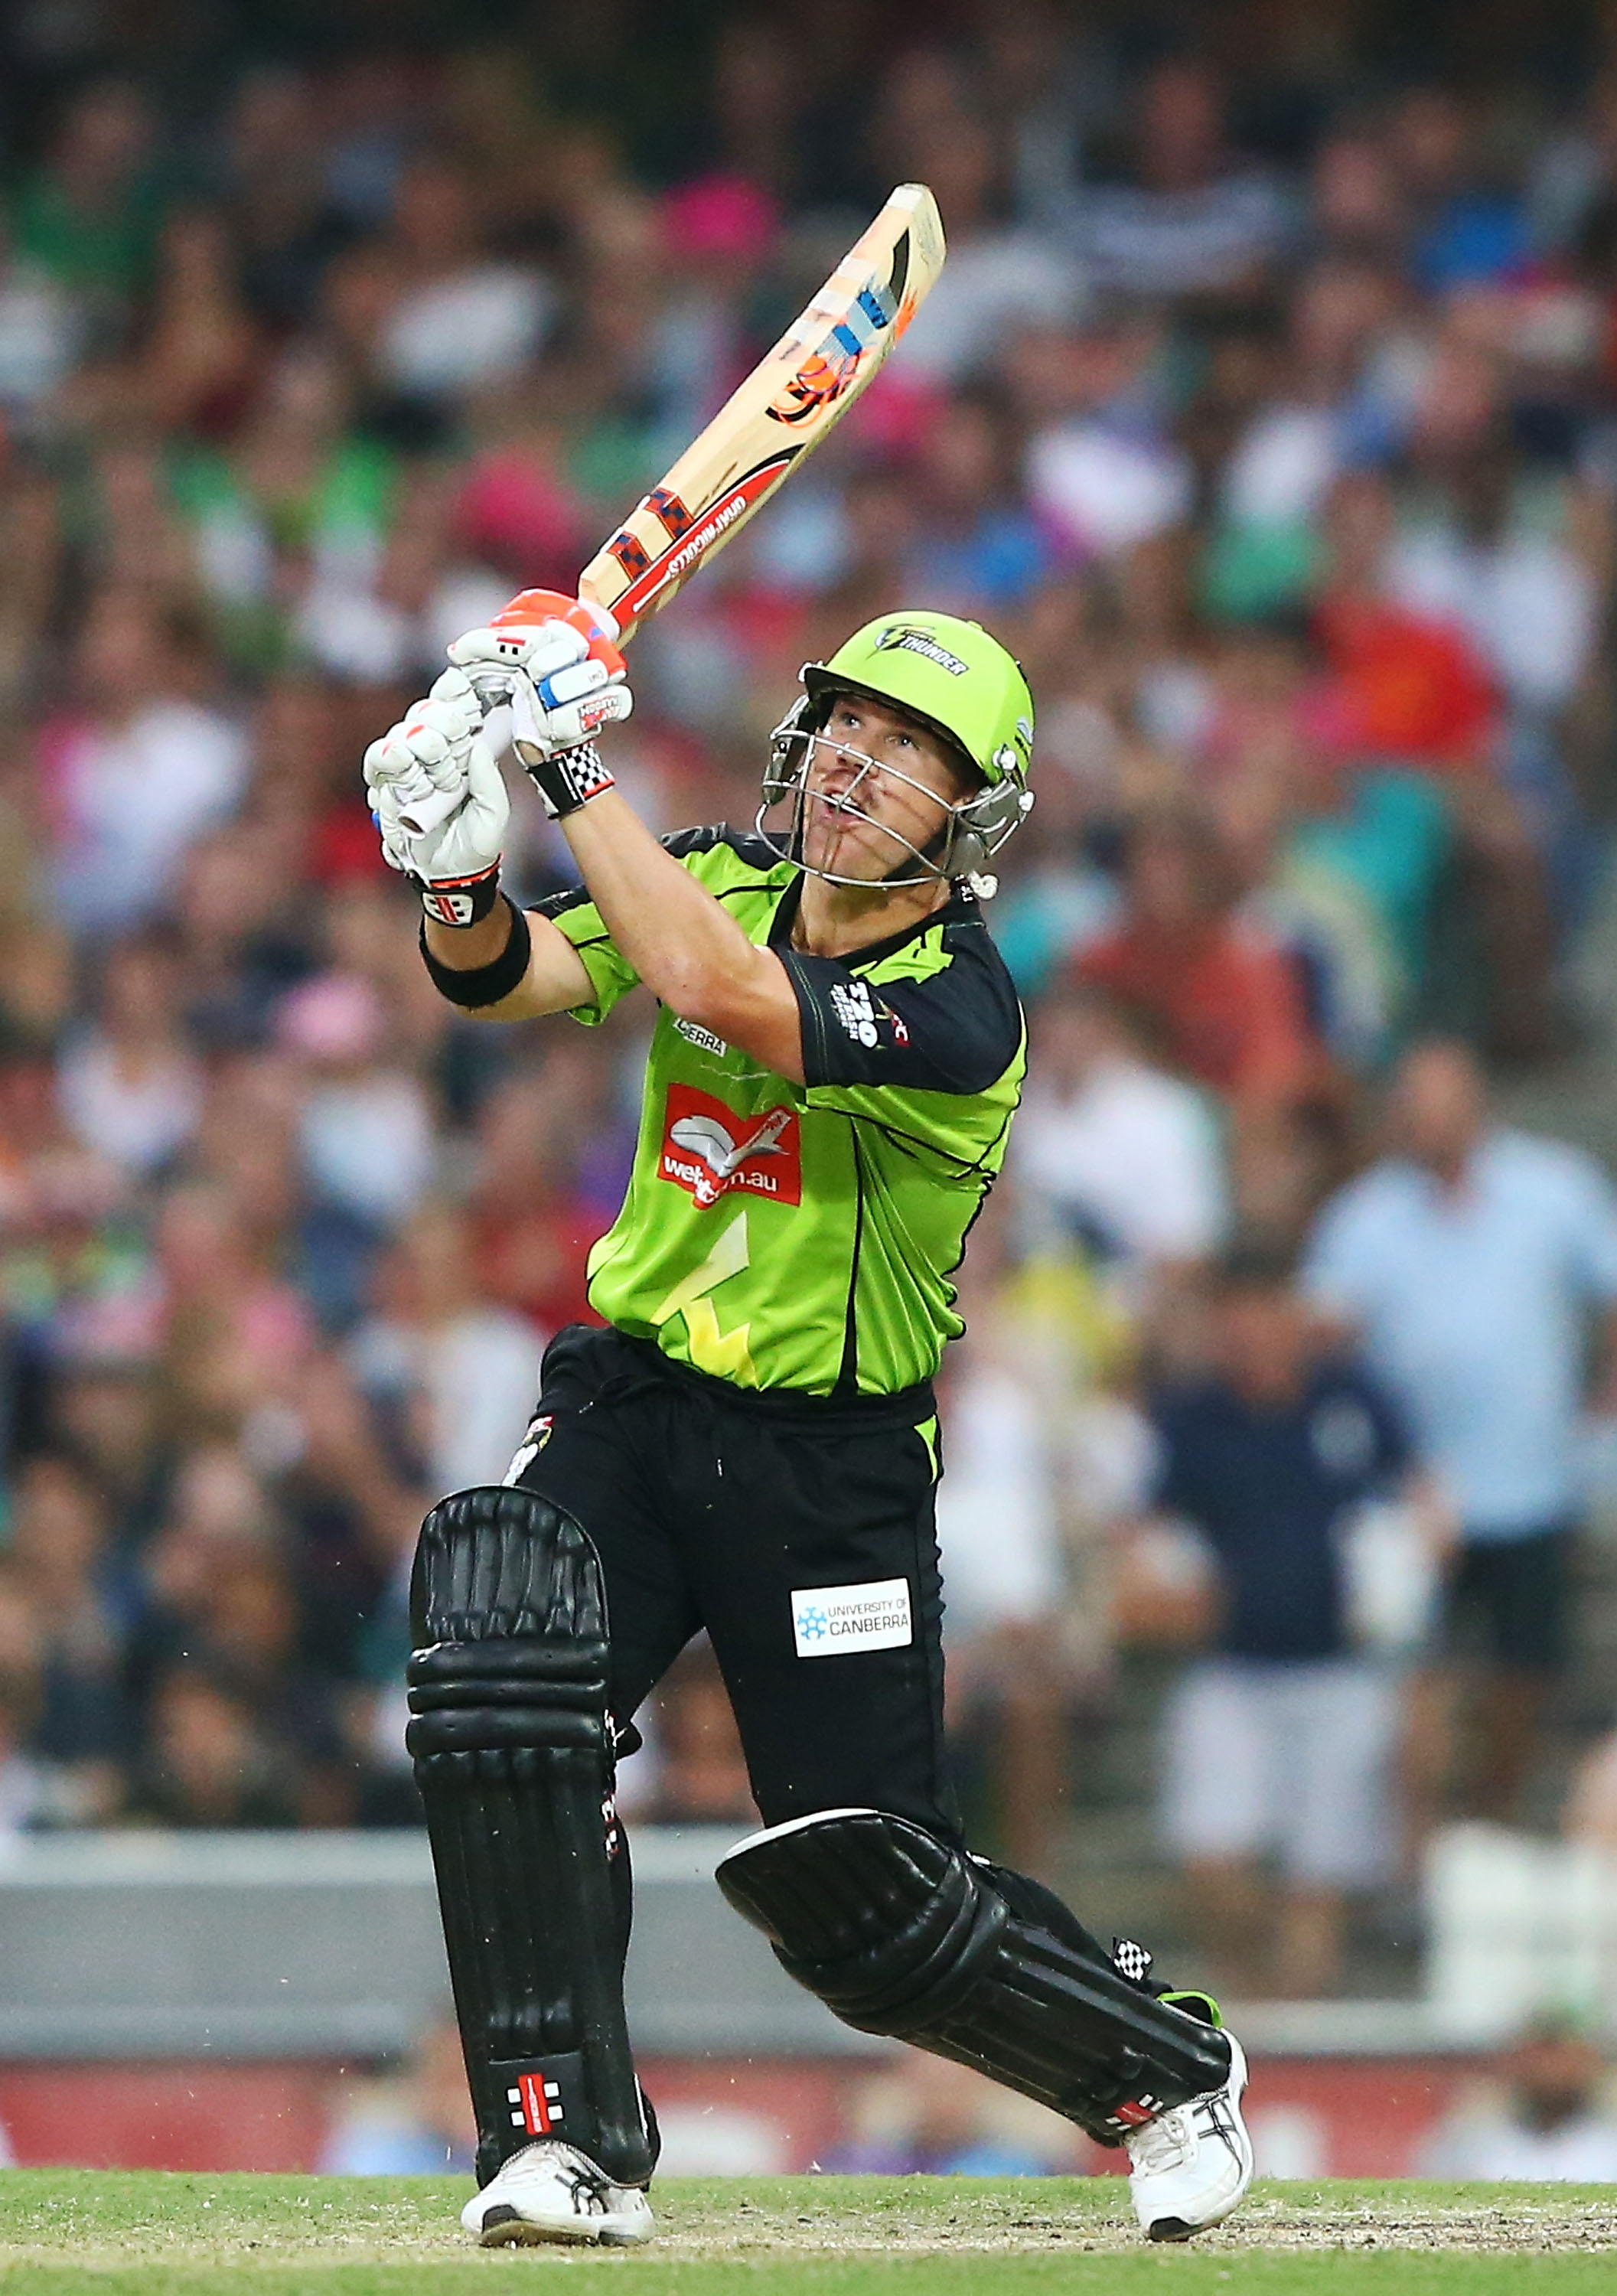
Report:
660,1084,801,1211
0,2064,330,2171
0,2053,1483,2177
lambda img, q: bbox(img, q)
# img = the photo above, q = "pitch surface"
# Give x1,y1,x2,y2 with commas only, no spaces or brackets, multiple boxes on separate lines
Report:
0,2174,1613,2290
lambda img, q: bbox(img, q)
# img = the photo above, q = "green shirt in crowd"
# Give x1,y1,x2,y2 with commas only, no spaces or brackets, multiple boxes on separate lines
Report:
538,828,1025,1398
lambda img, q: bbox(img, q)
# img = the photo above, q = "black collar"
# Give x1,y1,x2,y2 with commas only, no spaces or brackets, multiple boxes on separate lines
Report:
768,876,976,967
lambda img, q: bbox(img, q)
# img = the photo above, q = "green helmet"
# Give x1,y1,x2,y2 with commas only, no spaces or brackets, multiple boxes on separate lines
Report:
762,610,1036,889
805,611,1035,784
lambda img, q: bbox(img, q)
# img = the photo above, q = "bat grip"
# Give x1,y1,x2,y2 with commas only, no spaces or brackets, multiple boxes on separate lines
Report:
395,778,461,837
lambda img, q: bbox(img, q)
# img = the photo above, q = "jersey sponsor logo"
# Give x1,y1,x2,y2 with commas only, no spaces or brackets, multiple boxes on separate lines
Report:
503,1413,554,1485
661,1085,802,1210
674,1015,729,1058
791,1577,913,1658
830,977,905,1049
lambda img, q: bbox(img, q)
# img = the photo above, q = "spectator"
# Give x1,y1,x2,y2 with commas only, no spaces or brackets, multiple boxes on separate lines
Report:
1304,1040,1617,1837
934,1201,1074,1873
1072,57,1294,298
57,933,205,1179
0,1619,49,1836
1139,1244,1430,1996
320,2017,475,2175
348,1202,543,1498
1418,2014,1617,2180
129,1662,300,1829
2,1456,126,1821
468,1065,605,1336
11,80,162,321
279,973,437,1326
883,104,1082,388
373,156,553,413
41,589,248,941
1077,812,1319,1111
1012,983,1227,1297
829,2055,1079,2176
1022,308,1195,565
644,1642,755,1827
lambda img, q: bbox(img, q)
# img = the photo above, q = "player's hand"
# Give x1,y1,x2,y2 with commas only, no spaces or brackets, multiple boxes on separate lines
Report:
363,669,510,925
450,589,633,819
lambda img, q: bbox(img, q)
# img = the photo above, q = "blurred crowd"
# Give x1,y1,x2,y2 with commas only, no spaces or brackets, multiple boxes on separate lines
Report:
6,1,1617,2001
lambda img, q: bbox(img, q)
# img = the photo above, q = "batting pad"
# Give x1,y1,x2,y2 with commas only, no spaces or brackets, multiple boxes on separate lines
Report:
408,1485,654,2189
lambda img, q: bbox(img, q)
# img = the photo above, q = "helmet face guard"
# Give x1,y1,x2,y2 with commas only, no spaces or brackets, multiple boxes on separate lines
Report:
757,687,1033,894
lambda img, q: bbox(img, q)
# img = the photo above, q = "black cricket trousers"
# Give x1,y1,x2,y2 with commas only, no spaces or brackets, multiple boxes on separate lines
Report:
509,1320,958,1836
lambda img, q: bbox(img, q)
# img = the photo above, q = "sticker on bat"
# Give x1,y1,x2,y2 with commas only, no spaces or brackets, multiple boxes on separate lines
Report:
612,451,800,621
605,531,651,582
768,268,903,427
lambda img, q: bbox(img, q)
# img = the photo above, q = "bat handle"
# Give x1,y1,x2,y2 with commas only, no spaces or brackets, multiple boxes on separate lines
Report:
394,778,463,837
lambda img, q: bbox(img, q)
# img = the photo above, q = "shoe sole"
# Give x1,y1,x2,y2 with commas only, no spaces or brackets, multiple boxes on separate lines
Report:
475,2204,650,2249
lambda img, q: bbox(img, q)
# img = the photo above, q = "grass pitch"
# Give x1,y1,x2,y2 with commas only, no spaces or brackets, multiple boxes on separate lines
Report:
0,2173,1613,2292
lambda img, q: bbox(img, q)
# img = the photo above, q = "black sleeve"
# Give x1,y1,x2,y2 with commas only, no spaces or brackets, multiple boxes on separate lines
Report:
781,921,1024,1095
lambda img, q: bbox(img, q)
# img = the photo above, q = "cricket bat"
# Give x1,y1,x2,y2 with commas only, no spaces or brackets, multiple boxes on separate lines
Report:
399,184,944,833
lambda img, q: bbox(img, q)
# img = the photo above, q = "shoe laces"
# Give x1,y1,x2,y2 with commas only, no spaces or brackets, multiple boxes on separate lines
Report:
556,2159,613,2215
1124,2104,1193,2174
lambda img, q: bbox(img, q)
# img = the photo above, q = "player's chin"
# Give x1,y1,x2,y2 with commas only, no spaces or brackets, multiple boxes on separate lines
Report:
808,833,892,883
806,811,908,881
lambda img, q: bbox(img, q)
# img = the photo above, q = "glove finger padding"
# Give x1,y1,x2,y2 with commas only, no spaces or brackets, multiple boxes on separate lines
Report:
452,621,591,685
367,724,510,904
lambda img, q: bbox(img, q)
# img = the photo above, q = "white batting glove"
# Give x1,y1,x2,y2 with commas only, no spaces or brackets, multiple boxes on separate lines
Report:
363,669,511,926
449,589,633,819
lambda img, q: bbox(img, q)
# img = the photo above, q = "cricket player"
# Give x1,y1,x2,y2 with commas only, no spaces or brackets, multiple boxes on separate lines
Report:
364,594,1252,2248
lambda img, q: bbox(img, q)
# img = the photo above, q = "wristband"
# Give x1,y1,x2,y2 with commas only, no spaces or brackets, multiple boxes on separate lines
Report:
521,739,615,820
416,861,501,928
419,896,532,1009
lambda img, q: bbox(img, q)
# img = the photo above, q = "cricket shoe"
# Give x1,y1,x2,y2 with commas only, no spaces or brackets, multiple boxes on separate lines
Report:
1123,2032,1252,2242
461,2139,655,2247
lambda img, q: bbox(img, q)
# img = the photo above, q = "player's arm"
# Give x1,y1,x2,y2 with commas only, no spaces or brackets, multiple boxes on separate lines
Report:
559,791,805,1077
423,899,595,1022
445,614,807,1077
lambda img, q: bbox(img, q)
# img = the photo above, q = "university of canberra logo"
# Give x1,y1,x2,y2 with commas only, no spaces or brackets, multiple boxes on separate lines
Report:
791,1579,913,1658
660,1084,803,1210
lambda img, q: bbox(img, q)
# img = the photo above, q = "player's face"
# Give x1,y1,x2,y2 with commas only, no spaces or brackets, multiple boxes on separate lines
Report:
802,693,969,883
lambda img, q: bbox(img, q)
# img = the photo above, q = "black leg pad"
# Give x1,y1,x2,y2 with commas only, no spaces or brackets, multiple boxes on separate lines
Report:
717,1808,1231,2144
409,1485,654,2188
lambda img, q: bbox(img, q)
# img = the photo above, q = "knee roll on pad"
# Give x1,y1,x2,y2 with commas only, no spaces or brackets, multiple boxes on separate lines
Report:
716,1808,1230,2142
409,1485,653,2188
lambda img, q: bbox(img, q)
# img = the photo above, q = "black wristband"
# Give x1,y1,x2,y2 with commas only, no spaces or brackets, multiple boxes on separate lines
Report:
419,896,533,1010
523,739,615,819
416,863,500,928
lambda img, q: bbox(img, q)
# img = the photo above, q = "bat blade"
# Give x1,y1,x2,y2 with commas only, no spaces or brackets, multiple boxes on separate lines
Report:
395,186,943,837
577,181,944,634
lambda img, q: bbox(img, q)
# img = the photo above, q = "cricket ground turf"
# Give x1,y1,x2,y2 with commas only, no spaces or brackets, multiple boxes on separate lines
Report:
0,2174,1613,2291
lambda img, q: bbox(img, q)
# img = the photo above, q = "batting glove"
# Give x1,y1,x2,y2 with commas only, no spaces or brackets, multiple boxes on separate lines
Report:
363,669,511,925
449,589,633,820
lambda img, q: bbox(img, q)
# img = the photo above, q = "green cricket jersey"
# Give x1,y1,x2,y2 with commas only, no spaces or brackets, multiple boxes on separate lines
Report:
533,827,1025,1398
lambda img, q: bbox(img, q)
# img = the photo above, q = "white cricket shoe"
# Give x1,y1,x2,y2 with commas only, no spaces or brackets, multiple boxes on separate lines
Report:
1123,2033,1252,2242
460,2139,656,2247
